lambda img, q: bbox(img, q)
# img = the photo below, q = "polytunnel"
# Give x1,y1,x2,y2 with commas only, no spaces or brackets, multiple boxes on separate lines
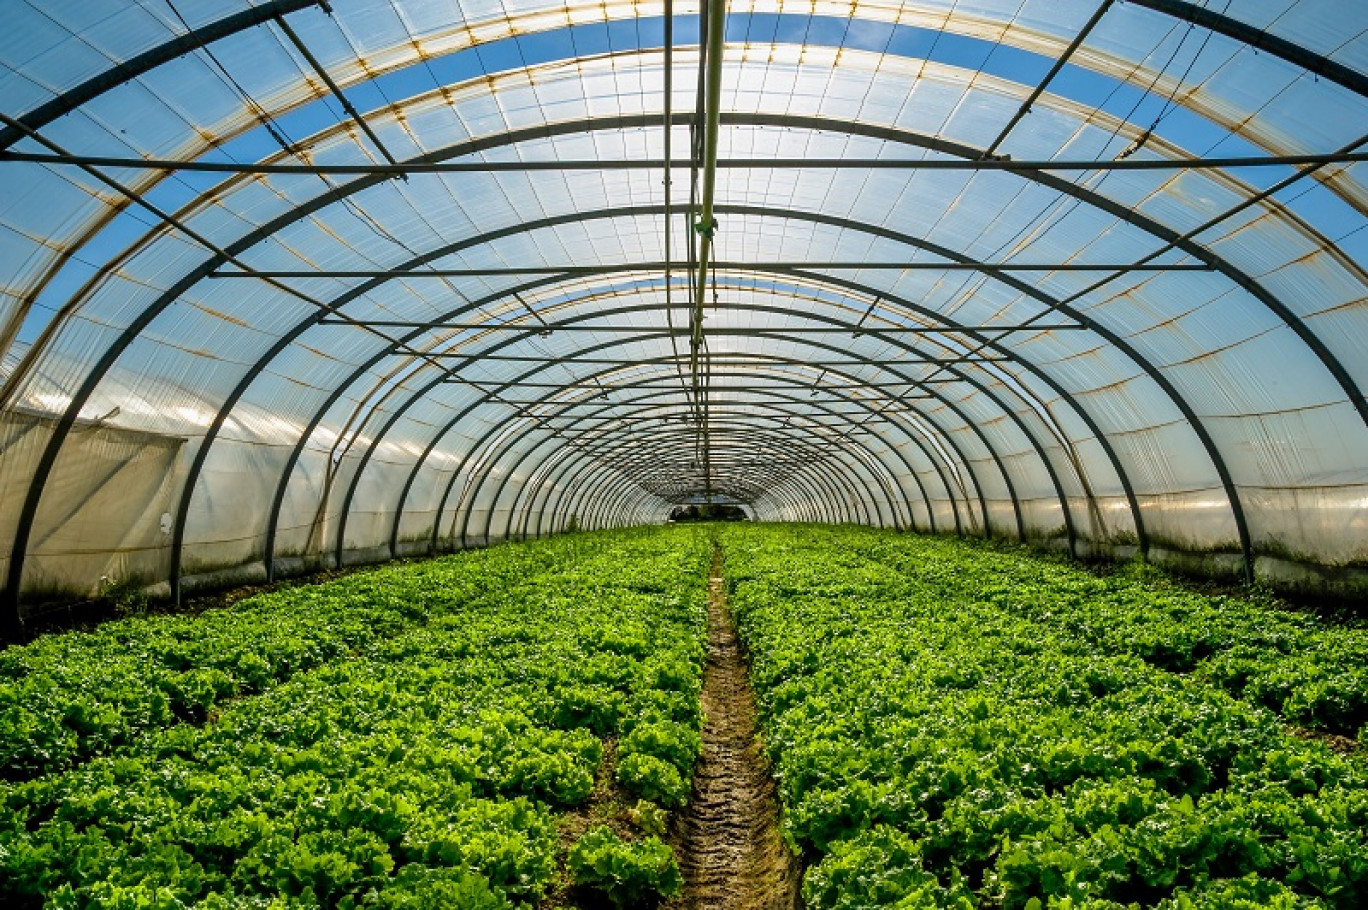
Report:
2,0,1368,639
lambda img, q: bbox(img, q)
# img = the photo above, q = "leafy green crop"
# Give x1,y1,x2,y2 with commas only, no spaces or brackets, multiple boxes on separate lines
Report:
567,825,683,906
720,524,1368,910
0,528,710,907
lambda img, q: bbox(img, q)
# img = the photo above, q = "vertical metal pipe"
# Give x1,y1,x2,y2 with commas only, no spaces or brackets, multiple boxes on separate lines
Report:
690,0,726,501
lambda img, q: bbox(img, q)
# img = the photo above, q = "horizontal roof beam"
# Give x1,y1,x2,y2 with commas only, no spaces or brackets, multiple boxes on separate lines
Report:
6,151,1366,174
428,351,1009,362
489,397,933,409
425,378,940,391
1127,0,1368,100
316,320,1083,334
213,261,1208,276
433,354,993,371
437,355,1006,374
273,13,403,170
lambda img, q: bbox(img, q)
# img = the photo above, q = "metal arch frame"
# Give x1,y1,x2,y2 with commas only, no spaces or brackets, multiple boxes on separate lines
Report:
503,380,940,536
5,186,1114,617
513,404,883,537
1124,0,1368,99
350,309,1023,556
555,466,648,531
355,325,1053,573
461,389,927,542
513,403,840,537
335,309,1054,570
368,322,986,564
18,96,1354,613
3,105,1303,604
6,0,1365,152
325,233,1202,568
420,362,950,547
0,2,1355,628
183,243,1098,595
538,421,887,532
498,377,942,541
376,282,1029,556
331,295,1010,565
3,14,1358,439
7,97,1359,455
14,0,1358,390
457,404,898,543
316,223,1189,573
566,456,820,529
508,363,952,540
167,168,1251,600
0,1,328,151
503,416,900,535
309,236,1144,569
532,441,823,535
559,448,829,532
551,458,764,531
132,136,1368,592
580,447,825,525
544,428,856,531
564,469,662,532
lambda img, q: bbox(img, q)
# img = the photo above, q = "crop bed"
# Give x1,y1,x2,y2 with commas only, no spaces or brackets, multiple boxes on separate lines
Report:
1,528,711,908
720,524,1368,909
4,523,1367,909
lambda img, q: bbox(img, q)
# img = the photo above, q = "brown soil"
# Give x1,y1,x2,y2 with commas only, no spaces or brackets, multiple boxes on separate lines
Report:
1289,725,1362,755
544,737,645,908
667,544,802,910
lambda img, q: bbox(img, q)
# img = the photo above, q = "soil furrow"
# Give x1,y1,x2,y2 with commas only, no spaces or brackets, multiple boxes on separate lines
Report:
670,544,800,910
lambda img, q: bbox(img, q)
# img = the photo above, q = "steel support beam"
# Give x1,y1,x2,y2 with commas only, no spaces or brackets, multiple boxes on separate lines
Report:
1125,0,1368,99
400,332,974,561
6,0,1361,159
273,14,403,169
11,150,1368,174
469,391,926,543
212,264,1201,277
0,0,326,151
394,318,1014,564
511,366,944,541
541,426,875,533
980,0,1114,160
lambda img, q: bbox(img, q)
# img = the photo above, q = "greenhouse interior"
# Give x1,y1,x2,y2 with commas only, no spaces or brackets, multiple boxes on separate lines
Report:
1,0,1367,907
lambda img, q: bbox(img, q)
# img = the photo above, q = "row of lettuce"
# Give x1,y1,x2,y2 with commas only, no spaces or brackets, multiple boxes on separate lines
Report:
1,528,712,908
720,524,1368,910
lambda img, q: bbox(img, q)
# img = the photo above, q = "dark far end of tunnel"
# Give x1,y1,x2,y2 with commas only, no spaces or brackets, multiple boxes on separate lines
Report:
666,494,752,523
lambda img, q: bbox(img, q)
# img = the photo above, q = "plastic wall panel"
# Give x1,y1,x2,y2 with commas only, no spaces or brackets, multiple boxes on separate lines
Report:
1138,489,1245,556
269,446,335,563
179,436,294,577
17,418,183,600
1243,483,1368,566
887,438,961,532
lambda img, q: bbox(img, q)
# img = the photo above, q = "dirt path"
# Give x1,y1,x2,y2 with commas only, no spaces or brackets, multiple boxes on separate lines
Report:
670,544,801,910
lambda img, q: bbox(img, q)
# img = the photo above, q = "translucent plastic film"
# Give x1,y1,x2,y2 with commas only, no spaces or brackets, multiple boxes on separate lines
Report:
1,1,1365,611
